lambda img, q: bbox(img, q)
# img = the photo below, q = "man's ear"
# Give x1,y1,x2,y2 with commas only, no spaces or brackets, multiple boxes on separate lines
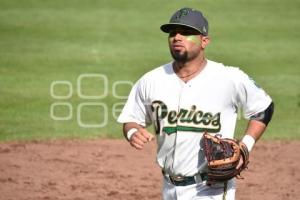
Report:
201,36,210,49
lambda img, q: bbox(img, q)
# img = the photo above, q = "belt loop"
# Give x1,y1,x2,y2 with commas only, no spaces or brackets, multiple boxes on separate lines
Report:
194,173,203,183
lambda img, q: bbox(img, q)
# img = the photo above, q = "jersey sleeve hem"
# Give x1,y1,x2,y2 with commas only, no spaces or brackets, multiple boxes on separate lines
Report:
243,97,272,119
117,117,146,127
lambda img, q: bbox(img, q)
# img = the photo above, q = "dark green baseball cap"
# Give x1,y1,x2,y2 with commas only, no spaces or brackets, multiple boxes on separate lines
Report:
160,7,209,36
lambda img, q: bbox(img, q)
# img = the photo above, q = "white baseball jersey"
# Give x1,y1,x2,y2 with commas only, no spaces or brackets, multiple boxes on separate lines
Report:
118,60,272,177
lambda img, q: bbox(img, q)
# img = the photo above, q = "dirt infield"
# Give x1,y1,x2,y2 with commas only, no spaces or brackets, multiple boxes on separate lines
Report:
0,139,299,200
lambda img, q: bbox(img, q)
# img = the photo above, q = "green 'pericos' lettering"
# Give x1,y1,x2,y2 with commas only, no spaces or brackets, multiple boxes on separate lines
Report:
151,101,221,135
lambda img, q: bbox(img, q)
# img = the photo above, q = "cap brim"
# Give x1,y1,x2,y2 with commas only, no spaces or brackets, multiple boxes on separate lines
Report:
160,23,205,35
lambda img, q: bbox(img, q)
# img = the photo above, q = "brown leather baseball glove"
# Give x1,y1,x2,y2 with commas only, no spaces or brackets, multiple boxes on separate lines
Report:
203,132,249,183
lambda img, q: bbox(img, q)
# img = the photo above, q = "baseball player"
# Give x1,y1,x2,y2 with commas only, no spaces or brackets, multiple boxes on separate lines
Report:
118,7,274,200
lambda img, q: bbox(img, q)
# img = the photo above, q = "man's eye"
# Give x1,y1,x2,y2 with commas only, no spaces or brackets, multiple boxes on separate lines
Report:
169,31,192,37
169,32,176,37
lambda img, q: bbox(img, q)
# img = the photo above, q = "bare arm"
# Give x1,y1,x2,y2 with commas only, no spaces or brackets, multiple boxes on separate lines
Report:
244,119,266,142
237,102,274,169
235,119,266,169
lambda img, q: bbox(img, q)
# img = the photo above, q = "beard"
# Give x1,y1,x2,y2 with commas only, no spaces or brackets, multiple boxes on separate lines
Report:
170,50,188,62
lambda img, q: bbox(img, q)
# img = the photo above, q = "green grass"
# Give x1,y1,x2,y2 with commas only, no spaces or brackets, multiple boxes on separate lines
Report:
0,0,299,141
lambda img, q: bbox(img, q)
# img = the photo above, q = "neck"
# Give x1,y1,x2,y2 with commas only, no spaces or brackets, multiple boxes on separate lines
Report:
173,56,207,81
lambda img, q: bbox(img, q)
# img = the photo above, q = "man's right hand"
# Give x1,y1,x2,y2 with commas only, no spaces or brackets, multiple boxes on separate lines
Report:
129,128,154,150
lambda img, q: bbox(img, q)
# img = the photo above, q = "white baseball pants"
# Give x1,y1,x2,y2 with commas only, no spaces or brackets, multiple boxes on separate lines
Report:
162,177,236,200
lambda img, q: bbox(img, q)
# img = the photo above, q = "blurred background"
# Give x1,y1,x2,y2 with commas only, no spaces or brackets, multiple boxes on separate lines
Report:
0,0,299,141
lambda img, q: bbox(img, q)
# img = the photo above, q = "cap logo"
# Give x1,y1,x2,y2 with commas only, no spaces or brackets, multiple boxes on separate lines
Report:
175,8,189,21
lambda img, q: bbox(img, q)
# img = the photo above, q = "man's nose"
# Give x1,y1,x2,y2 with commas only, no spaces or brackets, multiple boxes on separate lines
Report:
173,33,183,41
